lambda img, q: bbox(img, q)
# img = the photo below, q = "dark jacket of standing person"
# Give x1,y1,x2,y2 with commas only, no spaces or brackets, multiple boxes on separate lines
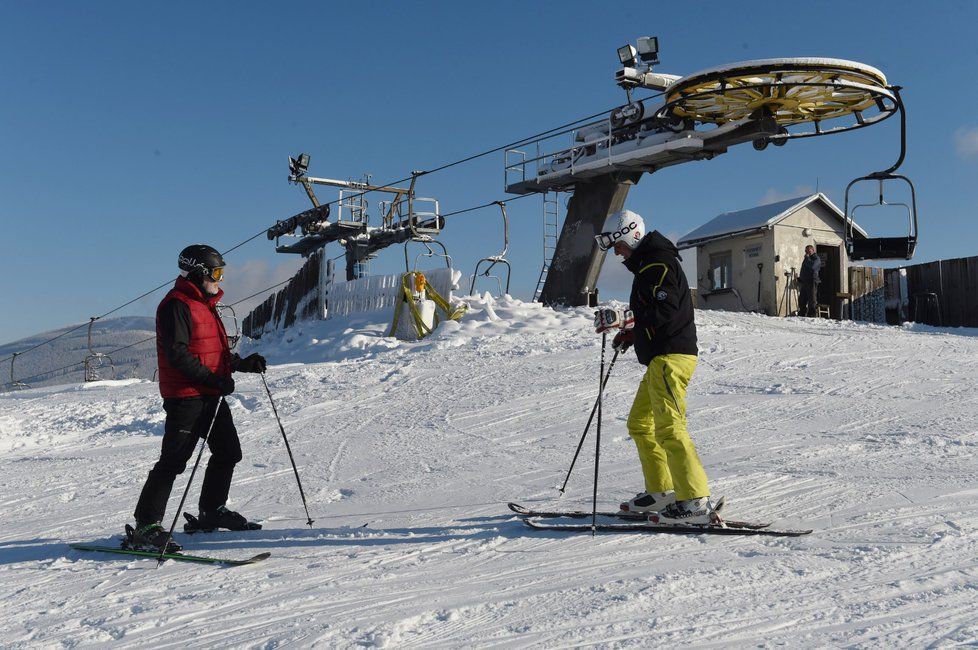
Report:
800,251,821,286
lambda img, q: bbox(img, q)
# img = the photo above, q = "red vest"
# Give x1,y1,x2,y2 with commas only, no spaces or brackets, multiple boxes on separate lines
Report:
156,277,231,398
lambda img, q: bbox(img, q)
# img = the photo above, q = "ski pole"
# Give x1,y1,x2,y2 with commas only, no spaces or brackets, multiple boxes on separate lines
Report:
260,372,314,527
557,348,619,494
592,332,607,535
158,396,225,567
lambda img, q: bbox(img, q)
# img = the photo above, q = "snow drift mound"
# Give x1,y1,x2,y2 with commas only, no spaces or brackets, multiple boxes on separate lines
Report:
239,294,604,365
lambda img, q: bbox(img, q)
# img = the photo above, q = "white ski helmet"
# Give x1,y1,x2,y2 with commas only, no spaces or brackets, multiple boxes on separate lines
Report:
595,210,645,251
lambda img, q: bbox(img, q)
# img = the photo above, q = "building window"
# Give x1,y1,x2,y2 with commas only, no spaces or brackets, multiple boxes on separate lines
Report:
709,251,732,290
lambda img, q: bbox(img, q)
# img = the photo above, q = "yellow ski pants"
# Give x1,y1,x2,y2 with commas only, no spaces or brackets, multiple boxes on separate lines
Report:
626,354,709,501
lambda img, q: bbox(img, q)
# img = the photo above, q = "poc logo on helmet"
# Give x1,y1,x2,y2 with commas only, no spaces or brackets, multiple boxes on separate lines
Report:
617,221,638,239
595,210,645,251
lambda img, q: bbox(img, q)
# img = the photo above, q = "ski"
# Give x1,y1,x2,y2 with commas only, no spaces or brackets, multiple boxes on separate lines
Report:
69,543,271,566
182,512,262,534
522,517,812,537
508,498,769,530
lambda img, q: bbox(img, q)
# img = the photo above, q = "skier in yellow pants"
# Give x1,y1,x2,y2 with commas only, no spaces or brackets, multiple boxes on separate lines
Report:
626,354,709,503
593,209,715,524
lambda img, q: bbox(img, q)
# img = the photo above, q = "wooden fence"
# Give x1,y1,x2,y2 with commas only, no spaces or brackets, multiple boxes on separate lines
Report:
889,254,978,327
242,250,323,339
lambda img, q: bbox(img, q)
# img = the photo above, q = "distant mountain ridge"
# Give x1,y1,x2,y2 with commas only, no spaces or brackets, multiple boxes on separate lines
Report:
0,316,157,389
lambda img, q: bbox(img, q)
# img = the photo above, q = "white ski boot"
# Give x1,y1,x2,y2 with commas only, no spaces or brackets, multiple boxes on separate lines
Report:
648,497,720,526
619,490,676,514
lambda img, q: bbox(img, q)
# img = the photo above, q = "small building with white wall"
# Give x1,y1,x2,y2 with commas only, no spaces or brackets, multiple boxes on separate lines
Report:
677,194,866,318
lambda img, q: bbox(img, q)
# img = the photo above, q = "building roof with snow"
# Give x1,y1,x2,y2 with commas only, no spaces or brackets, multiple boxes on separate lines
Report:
677,193,866,249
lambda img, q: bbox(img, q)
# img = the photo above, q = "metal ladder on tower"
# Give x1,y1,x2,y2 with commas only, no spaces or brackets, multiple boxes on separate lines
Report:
533,191,560,302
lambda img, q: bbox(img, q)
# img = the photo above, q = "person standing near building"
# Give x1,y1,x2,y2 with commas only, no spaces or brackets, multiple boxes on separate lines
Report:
593,210,717,525
798,244,821,317
128,244,267,551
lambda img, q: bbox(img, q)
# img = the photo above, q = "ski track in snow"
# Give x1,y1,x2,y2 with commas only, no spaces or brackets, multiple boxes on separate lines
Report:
1,296,977,648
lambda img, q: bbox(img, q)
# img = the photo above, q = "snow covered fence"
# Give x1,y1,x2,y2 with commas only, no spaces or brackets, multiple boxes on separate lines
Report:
326,267,461,319
242,253,462,340
242,250,324,339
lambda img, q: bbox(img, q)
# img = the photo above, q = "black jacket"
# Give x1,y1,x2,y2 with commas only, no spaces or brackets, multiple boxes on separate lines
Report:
800,253,821,285
623,231,698,365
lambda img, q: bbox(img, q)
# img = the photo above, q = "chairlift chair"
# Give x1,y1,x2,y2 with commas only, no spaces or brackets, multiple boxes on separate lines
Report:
9,352,30,390
469,201,512,295
845,174,917,260
842,85,917,261
84,318,116,382
405,238,453,274
217,304,241,350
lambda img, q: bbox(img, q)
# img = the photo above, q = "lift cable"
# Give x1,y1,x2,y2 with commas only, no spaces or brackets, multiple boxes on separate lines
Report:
4,275,301,387
222,93,662,256
1,92,664,369
3,189,537,387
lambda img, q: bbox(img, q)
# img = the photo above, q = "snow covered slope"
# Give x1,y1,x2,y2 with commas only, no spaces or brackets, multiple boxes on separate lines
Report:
1,297,976,647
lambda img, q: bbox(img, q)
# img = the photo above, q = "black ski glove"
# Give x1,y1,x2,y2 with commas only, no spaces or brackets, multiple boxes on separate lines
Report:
236,353,267,374
206,374,235,395
612,329,634,353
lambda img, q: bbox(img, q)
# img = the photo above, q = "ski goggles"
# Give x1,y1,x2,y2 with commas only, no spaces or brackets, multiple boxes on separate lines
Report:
594,222,639,251
206,267,225,282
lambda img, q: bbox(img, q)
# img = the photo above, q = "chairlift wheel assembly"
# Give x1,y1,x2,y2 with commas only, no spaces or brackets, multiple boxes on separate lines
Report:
658,57,917,261
660,58,897,140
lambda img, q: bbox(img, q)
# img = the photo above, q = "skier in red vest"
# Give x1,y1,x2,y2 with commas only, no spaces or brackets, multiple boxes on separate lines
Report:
129,244,267,551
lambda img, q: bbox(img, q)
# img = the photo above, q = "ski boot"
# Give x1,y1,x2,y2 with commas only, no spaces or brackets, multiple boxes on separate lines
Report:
648,497,721,526
124,522,182,553
183,505,262,533
619,490,676,514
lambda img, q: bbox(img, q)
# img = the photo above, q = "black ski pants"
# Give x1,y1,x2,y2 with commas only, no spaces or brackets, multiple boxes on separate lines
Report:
799,281,818,317
133,397,242,526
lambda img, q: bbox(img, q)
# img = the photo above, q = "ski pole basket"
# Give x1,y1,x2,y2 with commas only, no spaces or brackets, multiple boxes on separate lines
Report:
469,201,512,295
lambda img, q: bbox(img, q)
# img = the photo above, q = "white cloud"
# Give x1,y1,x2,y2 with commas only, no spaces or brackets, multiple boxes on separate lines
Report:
759,185,815,206
597,252,632,302
954,126,978,159
221,257,305,317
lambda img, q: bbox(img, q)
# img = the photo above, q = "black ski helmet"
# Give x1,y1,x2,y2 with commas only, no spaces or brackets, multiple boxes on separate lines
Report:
178,244,225,280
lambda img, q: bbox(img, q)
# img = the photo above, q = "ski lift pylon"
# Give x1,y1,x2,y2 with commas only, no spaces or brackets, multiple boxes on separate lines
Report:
469,201,512,295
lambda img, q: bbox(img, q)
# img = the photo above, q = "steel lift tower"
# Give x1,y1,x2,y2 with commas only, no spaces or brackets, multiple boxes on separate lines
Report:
505,37,917,306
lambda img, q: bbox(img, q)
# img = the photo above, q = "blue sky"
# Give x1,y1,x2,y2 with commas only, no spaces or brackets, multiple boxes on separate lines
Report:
2,1,977,345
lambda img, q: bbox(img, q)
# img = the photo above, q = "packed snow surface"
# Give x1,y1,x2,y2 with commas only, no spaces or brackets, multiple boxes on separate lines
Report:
1,296,976,647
